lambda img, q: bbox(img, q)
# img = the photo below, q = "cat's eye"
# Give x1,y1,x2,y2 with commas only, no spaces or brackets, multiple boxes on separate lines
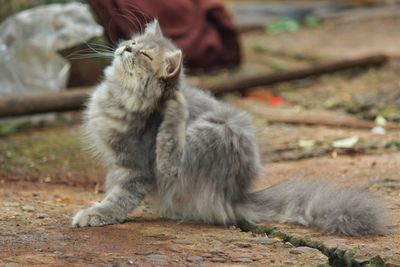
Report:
140,51,153,61
131,41,136,45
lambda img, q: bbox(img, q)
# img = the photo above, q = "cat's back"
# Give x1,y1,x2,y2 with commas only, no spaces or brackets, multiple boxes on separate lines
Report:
181,84,219,120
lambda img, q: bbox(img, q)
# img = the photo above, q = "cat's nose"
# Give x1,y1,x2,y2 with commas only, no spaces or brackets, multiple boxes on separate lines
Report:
124,46,132,53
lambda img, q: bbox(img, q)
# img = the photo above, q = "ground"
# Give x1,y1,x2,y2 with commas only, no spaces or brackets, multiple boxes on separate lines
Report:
1,2,400,266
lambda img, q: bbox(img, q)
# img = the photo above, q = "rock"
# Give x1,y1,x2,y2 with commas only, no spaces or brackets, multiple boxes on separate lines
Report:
170,245,179,252
201,253,212,258
36,213,46,219
370,255,385,265
283,242,294,248
232,257,252,263
110,261,120,267
209,248,224,255
21,205,35,212
385,261,400,267
290,247,320,255
336,243,350,252
251,237,279,245
146,254,170,261
173,239,193,245
235,242,252,248
209,240,222,246
352,254,370,265
186,256,203,263
323,238,348,249
210,257,226,263
135,251,154,256
223,236,237,242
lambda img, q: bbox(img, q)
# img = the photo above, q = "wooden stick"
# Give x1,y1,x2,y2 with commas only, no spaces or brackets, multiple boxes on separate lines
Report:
0,88,92,118
231,99,400,130
208,55,388,95
0,55,388,118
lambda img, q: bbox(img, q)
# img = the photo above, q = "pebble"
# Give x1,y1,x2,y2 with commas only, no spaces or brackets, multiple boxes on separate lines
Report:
251,237,279,245
146,254,170,261
173,239,193,245
200,253,212,258
209,240,222,246
336,243,350,252
290,247,320,254
186,256,203,263
209,248,224,255
210,257,226,263
232,257,252,263
21,205,35,212
283,242,294,248
36,213,46,219
135,251,154,256
224,236,237,242
352,255,370,264
170,245,179,252
235,242,251,248
385,261,400,267
252,254,268,261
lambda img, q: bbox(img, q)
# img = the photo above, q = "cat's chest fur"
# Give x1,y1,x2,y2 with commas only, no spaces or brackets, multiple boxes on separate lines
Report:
85,88,163,172
107,111,162,169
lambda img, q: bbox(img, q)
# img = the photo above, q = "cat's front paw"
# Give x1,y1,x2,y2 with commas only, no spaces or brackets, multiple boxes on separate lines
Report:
72,205,125,227
164,91,188,120
165,91,187,109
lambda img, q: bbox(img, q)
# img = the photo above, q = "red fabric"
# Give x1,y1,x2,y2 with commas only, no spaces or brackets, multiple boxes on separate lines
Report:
87,0,241,70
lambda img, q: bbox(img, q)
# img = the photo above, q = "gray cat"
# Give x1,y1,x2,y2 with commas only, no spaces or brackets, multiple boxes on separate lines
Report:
72,20,388,236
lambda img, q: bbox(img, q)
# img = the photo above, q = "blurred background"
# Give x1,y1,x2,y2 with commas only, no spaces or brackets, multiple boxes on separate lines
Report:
1,1,400,265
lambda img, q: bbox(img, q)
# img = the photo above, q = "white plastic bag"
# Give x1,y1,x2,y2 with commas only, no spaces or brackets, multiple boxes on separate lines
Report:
0,3,103,96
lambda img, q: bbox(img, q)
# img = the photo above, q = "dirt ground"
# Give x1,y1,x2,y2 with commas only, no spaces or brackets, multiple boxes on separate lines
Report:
2,2,400,266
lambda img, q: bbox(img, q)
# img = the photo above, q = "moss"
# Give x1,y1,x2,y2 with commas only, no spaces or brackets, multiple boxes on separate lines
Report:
368,256,385,267
0,120,33,137
267,60,289,72
237,222,392,267
384,140,400,149
343,250,356,267
380,106,400,122
0,127,98,177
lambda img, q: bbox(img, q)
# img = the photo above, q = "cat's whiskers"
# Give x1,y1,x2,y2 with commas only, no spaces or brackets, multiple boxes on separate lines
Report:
66,41,115,60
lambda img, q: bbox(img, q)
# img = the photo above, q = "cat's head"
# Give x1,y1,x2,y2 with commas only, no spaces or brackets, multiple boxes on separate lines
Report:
105,20,182,99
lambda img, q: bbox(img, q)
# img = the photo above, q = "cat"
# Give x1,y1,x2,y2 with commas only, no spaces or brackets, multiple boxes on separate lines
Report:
72,20,388,236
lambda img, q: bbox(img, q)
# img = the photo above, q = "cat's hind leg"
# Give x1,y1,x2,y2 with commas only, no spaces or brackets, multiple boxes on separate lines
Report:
155,96,260,224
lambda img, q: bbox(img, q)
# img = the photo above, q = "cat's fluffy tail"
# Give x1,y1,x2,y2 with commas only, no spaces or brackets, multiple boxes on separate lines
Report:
236,180,389,236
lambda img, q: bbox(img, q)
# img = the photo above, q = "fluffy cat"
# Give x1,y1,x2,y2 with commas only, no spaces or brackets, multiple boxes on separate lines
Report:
72,20,388,236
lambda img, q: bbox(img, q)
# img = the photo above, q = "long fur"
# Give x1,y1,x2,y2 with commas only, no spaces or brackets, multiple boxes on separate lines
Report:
72,20,389,236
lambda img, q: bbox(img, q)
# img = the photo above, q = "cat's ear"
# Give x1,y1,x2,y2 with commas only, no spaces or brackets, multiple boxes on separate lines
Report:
163,50,182,80
145,19,163,38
